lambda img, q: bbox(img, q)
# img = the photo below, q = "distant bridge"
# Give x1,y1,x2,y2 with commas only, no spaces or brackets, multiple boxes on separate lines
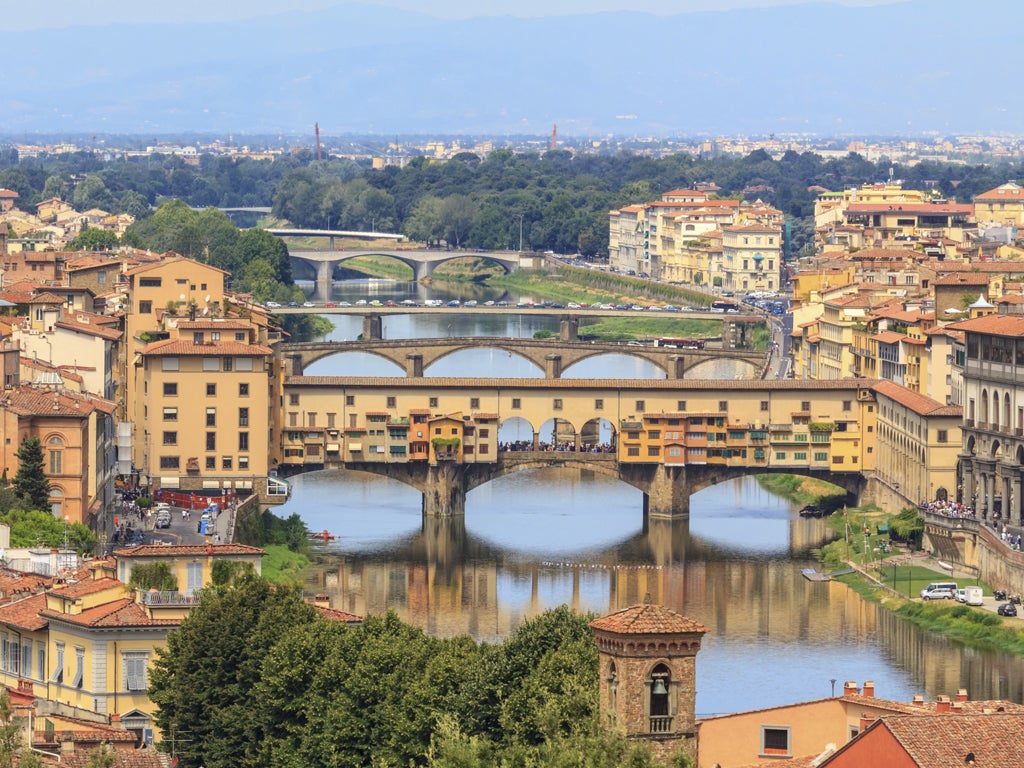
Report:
285,248,524,285
282,336,766,378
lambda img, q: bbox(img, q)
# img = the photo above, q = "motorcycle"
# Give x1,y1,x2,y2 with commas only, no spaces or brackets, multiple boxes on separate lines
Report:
995,589,1007,601
1011,594,1022,606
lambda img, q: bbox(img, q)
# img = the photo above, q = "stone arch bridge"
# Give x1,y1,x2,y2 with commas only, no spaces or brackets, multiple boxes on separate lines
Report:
278,377,878,517
283,337,767,378
288,248,523,285
283,453,865,520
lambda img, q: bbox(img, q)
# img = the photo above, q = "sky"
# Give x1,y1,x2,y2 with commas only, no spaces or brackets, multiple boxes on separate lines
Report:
7,0,901,30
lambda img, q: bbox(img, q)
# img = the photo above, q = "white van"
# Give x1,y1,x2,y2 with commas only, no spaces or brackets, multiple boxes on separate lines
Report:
964,586,984,606
920,582,957,600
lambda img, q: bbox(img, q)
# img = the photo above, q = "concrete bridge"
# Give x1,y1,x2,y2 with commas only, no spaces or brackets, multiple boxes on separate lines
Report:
286,248,524,286
278,377,878,518
282,336,767,378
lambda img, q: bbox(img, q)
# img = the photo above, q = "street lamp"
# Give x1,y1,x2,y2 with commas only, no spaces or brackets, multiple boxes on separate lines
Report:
515,213,525,252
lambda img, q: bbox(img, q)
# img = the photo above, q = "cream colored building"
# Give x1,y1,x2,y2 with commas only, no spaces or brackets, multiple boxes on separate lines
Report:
973,182,1024,227
873,380,962,505
718,222,782,292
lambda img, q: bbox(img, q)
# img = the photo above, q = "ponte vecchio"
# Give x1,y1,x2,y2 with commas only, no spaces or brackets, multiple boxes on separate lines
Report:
276,377,876,518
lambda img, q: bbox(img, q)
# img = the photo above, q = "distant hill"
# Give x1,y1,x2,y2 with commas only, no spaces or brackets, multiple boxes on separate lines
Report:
4,0,1021,137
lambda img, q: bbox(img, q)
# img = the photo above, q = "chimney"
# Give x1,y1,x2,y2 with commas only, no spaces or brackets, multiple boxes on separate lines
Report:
206,542,213,555
843,681,859,696
862,681,875,698
912,694,925,705
935,695,951,713
955,688,968,703
859,713,876,732
110,713,120,725
950,702,964,714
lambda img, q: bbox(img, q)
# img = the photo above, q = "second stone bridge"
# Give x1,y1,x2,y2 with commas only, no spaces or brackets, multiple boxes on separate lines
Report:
283,337,767,379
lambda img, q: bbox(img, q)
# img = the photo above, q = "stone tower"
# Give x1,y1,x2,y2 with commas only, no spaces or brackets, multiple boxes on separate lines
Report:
590,603,707,761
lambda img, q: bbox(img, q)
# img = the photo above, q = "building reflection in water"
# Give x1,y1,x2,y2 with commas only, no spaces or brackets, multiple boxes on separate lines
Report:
298,470,1023,709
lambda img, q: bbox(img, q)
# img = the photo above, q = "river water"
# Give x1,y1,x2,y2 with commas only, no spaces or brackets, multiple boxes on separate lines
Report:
278,278,1024,717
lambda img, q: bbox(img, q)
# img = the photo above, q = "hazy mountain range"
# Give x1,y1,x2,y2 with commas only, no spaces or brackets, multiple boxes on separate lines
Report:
5,0,1021,138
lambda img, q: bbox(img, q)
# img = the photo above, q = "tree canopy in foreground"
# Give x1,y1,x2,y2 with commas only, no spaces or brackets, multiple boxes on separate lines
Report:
150,576,689,767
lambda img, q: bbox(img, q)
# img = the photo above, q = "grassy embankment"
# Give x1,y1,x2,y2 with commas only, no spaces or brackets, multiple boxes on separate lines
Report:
259,545,311,585
762,474,1024,653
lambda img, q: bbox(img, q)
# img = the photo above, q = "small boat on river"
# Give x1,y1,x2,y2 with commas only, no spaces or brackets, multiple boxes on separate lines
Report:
309,529,336,542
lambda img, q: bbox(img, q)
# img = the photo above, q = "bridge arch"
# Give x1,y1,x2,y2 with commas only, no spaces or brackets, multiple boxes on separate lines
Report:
561,352,668,379
304,350,405,377
422,346,545,377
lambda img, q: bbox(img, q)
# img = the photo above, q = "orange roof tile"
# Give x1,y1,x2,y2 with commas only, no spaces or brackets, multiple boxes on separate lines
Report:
113,544,264,558
872,381,962,418
41,597,181,628
139,339,272,356
856,713,1024,767
589,603,706,635
0,593,48,631
315,606,363,623
946,314,1024,337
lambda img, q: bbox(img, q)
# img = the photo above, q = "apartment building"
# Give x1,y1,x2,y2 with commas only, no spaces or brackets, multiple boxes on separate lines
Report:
949,313,1024,524
973,181,1024,227
717,222,782,292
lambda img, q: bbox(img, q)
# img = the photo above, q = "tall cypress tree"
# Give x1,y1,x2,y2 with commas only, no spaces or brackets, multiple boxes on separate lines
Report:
13,437,50,511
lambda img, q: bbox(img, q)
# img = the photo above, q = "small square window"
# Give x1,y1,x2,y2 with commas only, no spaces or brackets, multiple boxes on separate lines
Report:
761,726,791,756
429,397,438,408
801,401,811,411
760,400,769,411
595,399,604,410
205,457,216,470
163,383,177,396
677,400,687,411
511,398,521,409
387,397,396,408
718,400,728,411
470,397,480,409
842,400,852,412
635,400,645,412
222,457,233,470
239,383,249,396
553,398,563,410
289,393,299,406
345,395,355,406
207,383,216,396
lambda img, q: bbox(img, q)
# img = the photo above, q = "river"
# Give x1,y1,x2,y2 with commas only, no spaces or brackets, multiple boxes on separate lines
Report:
276,278,1024,717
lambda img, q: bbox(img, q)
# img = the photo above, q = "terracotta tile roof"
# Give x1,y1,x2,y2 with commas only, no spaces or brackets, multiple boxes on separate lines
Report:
113,544,264,558
124,255,228,277
472,412,498,420
871,331,907,344
0,593,48,631
55,313,122,341
25,291,67,305
589,603,707,635
848,248,921,260
138,339,272,356
315,606,363,623
946,314,1024,337
41,597,181,628
49,577,124,600
845,202,974,214
860,713,1024,767
932,273,992,286
21,358,84,383
872,381,962,418
175,319,251,330
0,385,115,418
725,222,780,233
975,182,1024,201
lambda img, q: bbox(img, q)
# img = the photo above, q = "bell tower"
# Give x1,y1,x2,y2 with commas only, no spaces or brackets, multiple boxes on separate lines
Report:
590,603,706,761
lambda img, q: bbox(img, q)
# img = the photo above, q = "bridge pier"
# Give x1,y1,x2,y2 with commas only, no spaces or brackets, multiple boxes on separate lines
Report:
288,354,305,376
362,314,383,340
422,462,468,518
414,262,434,283
544,354,563,379
559,316,579,341
406,354,424,377
668,355,686,380
643,465,690,519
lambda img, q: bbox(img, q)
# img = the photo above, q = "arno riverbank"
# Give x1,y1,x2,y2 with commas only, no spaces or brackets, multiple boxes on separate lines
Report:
764,474,1024,656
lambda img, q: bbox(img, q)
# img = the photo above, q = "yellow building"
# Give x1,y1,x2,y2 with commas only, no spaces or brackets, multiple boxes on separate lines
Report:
717,223,782,292
132,326,275,496
816,295,871,379
973,181,1024,227
0,544,264,743
872,380,962,506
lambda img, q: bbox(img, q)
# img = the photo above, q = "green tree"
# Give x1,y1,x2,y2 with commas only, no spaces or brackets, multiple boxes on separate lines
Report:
128,562,178,592
0,688,22,768
67,226,119,251
85,743,116,768
13,437,50,511
149,576,319,768
72,175,115,211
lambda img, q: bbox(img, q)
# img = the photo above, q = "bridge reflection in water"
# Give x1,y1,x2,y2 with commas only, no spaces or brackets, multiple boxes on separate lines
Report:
291,468,1024,711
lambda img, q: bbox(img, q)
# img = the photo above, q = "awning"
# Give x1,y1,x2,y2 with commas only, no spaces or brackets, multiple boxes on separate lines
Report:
348,443,363,451
326,443,341,451
159,476,180,488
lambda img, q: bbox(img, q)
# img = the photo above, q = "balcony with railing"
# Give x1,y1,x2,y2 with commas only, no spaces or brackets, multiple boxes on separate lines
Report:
139,590,202,606
649,715,674,734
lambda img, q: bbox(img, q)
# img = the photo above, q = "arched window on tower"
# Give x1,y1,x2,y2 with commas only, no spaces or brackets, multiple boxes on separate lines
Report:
607,662,618,725
649,663,672,733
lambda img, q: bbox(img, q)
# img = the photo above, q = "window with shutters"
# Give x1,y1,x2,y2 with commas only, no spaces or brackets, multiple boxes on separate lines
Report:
50,642,64,683
124,652,149,692
9,639,19,675
72,646,84,688
21,643,30,678
186,562,203,594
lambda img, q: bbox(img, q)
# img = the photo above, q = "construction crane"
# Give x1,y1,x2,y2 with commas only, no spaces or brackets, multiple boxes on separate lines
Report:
315,122,322,161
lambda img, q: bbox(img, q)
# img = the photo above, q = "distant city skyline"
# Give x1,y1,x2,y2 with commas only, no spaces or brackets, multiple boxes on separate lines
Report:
9,0,901,30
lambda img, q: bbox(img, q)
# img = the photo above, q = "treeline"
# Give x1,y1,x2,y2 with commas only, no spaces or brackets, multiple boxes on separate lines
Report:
1,146,1022,258
150,579,685,768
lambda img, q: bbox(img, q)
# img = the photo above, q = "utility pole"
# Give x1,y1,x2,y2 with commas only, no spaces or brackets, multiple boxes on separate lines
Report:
516,213,524,252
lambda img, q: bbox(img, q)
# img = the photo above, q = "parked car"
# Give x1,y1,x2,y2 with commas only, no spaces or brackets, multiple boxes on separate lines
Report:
956,589,967,603
997,602,1018,617
920,583,957,600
